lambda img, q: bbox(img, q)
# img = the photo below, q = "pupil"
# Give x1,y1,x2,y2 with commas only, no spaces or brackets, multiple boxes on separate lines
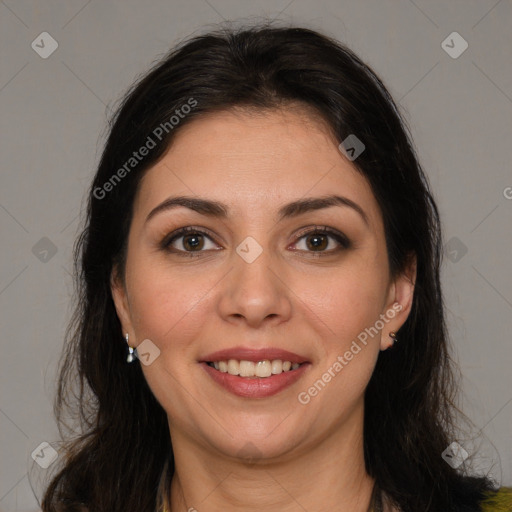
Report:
184,234,203,251
307,234,327,251
309,235,325,249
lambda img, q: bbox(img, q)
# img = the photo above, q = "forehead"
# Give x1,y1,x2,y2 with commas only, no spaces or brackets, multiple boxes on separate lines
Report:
134,108,382,228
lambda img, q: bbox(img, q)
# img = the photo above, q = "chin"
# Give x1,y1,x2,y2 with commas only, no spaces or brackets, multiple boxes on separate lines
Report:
207,422,305,463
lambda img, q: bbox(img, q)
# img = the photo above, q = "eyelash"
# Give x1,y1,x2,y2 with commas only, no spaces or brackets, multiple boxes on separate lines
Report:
160,225,351,258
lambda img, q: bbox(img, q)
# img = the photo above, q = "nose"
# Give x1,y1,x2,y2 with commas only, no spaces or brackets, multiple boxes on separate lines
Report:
217,242,293,329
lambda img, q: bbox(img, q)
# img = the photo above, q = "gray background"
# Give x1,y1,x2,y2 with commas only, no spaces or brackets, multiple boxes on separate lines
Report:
1,1,511,510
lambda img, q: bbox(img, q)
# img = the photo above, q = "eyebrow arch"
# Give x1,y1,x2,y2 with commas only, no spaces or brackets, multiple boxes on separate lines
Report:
145,194,369,227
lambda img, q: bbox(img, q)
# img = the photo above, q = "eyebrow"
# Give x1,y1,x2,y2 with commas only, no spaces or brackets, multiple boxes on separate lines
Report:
145,194,369,227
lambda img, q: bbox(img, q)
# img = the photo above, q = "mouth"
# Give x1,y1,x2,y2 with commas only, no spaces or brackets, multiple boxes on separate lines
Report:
205,359,306,378
199,347,311,398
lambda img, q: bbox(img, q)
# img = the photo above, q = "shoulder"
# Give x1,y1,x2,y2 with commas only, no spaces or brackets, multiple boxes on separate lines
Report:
478,486,512,512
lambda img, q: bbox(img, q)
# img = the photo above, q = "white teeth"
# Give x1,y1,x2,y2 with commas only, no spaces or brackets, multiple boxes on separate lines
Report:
208,359,303,378
239,360,255,377
271,360,282,374
255,360,272,377
227,359,239,375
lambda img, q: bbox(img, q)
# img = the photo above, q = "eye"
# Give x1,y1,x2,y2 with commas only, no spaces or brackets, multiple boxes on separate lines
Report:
161,225,351,258
291,226,351,254
161,227,220,256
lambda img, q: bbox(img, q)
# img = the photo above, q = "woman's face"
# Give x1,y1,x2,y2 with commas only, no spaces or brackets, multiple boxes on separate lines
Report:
111,107,415,461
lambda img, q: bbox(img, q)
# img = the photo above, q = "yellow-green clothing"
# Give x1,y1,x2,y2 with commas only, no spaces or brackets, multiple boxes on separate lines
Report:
479,486,512,511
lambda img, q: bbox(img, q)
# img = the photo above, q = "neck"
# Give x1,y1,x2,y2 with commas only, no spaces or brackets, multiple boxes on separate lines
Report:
167,401,377,512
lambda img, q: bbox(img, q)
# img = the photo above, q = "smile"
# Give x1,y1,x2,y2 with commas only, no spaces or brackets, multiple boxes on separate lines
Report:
202,362,311,398
200,346,311,398
206,359,303,378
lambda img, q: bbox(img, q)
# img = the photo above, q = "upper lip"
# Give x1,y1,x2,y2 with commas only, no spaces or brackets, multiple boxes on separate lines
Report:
200,346,309,364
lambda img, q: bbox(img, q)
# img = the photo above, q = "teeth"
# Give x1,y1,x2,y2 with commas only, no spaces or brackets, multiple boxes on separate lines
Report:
271,360,282,374
208,359,303,378
239,360,255,377
255,360,272,377
227,359,239,375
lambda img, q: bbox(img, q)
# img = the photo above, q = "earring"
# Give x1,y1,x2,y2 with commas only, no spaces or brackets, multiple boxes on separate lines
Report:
126,333,136,363
388,331,398,348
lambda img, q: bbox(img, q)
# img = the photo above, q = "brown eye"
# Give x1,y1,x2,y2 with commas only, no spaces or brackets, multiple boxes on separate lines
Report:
181,232,205,251
292,226,351,254
305,233,329,251
162,227,220,256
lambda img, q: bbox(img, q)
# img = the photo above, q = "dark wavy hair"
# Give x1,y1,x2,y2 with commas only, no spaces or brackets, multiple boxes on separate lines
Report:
39,22,498,511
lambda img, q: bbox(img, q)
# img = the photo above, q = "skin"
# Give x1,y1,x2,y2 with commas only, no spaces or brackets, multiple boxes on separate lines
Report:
111,107,416,512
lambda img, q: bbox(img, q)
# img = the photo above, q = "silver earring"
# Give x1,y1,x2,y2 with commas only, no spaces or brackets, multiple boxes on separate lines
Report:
126,333,136,363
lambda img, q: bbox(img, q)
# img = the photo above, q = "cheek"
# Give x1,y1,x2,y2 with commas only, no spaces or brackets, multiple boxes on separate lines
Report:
300,259,388,345
125,263,215,414
296,272,385,421
125,257,215,349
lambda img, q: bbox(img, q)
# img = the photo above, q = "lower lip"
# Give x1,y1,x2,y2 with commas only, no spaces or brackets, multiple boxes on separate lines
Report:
201,362,310,398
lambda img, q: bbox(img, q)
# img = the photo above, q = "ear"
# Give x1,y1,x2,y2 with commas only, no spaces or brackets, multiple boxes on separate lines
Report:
380,252,417,351
110,264,135,342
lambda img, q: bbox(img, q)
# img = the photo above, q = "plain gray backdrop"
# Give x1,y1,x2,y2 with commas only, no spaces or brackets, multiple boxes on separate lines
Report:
1,1,511,510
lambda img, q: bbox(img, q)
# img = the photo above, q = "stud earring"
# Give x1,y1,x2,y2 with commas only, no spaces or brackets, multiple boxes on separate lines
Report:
388,331,398,348
126,333,136,363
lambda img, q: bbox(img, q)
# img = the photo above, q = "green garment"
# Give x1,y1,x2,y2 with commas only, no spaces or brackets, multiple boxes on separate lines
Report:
479,486,512,512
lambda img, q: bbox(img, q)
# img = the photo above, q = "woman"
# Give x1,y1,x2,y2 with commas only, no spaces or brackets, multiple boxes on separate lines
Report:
40,23,511,511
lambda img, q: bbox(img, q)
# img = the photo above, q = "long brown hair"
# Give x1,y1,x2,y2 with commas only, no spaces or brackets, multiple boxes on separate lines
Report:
38,22,497,511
